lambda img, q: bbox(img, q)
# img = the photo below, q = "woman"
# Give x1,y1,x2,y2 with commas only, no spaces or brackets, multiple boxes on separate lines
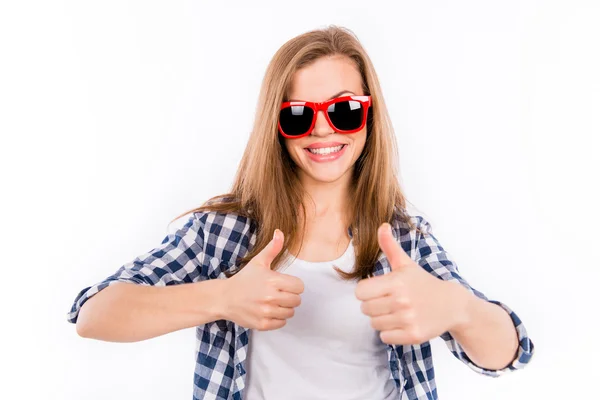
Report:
68,26,534,399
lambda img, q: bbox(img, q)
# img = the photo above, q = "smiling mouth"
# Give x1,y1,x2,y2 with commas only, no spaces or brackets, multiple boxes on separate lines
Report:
304,144,347,155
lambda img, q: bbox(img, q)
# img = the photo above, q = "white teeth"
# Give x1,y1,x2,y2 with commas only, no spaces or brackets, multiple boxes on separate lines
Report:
307,145,344,155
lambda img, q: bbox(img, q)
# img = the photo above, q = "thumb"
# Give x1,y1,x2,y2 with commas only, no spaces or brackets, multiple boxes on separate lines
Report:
254,229,285,268
378,223,412,271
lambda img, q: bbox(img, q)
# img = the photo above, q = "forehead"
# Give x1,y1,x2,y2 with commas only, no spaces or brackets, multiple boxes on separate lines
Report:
288,55,363,102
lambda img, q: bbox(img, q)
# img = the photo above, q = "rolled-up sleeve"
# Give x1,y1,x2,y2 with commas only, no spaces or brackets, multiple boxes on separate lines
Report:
67,212,211,324
412,215,535,376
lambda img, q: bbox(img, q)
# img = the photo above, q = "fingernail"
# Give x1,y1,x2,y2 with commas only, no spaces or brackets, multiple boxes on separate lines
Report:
273,229,279,240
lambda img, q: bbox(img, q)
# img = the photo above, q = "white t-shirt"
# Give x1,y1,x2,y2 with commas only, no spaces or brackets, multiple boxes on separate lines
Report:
245,238,400,400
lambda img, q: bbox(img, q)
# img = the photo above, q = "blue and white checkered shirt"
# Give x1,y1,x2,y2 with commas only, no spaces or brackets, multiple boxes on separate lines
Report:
67,208,535,399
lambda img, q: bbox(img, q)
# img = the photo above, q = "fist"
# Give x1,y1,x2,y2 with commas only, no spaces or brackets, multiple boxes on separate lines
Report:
355,223,468,345
223,229,305,331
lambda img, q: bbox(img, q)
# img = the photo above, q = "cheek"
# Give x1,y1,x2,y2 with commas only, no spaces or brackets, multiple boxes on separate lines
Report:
353,131,368,154
284,139,302,162
283,139,294,155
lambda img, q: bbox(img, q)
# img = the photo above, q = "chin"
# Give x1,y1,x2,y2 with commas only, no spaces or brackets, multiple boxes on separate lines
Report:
306,166,352,183
310,174,342,183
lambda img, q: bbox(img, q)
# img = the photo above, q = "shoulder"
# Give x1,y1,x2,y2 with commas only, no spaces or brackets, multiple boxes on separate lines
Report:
388,206,437,262
390,205,432,237
190,209,257,264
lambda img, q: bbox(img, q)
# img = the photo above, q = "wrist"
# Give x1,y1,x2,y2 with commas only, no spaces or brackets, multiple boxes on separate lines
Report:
212,279,230,321
447,281,475,335
195,279,229,322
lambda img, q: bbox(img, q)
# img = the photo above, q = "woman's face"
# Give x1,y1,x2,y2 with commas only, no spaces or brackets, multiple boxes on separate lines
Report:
283,55,368,185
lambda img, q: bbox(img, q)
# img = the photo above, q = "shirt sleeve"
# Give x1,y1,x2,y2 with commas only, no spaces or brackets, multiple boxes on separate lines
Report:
67,212,212,324
412,215,535,377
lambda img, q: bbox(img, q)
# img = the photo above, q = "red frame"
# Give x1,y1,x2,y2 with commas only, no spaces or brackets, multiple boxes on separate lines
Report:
278,95,372,139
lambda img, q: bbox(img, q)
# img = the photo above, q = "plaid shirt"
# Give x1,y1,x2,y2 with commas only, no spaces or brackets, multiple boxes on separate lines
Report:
67,208,535,399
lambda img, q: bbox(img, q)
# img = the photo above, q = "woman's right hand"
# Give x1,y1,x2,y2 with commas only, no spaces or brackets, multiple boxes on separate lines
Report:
220,229,304,330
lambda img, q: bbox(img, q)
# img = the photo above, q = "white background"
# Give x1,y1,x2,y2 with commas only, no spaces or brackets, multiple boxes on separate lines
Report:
1,1,598,399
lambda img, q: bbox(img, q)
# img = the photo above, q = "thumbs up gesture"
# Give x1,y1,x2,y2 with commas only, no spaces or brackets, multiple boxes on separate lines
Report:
222,229,305,330
355,223,470,345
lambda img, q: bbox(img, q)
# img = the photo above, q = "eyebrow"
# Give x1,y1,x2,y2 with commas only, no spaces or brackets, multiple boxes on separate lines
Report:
288,90,355,102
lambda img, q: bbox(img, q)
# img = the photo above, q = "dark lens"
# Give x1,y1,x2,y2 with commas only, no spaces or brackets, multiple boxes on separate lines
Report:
327,100,364,131
279,105,314,136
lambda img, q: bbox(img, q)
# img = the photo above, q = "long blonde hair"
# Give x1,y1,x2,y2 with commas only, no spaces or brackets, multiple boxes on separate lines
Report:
171,25,420,280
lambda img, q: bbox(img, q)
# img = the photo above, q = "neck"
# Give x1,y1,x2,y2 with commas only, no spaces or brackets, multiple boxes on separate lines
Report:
298,170,353,221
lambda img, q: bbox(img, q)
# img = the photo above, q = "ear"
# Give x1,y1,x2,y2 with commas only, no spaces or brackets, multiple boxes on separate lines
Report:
377,223,412,271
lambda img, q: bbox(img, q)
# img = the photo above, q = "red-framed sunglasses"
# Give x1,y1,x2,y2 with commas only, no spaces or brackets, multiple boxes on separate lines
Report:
278,95,372,139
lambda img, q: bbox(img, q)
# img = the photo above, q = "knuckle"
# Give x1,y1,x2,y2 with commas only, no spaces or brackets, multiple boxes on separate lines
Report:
407,327,423,343
260,304,273,316
263,293,276,303
258,319,270,331
392,273,404,284
266,275,278,286
266,270,280,279
393,295,410,309
403,309,416,323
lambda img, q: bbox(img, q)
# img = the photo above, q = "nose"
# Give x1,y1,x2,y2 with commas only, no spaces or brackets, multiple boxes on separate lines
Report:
311,110,333,137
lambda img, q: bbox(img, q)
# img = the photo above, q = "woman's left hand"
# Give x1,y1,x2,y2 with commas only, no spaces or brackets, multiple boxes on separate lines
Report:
355,223,471,345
